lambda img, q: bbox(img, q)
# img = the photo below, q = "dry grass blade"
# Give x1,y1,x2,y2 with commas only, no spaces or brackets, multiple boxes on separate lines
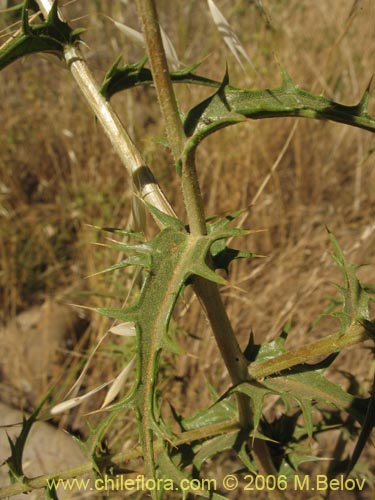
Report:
101,355,136,408
64,324,109,397
159,25,181,70
107,17,181,69
111,17,145,47
108,322,136,336
251,122,298,206
50,381,112,415
206,0,254,72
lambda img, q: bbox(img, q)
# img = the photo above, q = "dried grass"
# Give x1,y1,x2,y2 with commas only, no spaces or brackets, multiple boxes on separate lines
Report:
0,0,374,492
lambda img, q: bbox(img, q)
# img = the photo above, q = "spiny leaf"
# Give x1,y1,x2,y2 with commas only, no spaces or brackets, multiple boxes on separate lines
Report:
70,27,86,38
278,446,324,479
88,254,151,277
95,223,252,491
101,59,375,154
211,247,255,272
187,420,268,472
193,431,245,470
207,210,256,271
228,351,368,438
206,208,246,230
100,57,220,99
358,76,373,115
246,327,365,430
80,411,119,460
6,393,50,482
97,306,138,324
0,0,83,71
230,380,274,432
100,227,146,242
190,260,227,285
0,0,38,14
157,447,228,499
245,328,289,363
182,398,236,431
106,240,153,255
183,69,375,154
153,448,189,500
329,231,371,332
145,202,185,230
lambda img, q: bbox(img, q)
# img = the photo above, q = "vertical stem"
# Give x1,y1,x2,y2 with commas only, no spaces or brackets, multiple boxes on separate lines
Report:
135,6,284,492
193,275,251,418
135,0,206,234
181,152,207,234
135,0,184,160
135,0,250,406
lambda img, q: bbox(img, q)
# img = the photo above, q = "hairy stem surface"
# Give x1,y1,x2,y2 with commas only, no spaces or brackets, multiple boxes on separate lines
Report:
250,321,374,379
135,0,282,490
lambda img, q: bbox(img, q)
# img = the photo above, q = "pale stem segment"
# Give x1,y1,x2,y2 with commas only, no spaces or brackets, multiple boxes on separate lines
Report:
36,0,175,219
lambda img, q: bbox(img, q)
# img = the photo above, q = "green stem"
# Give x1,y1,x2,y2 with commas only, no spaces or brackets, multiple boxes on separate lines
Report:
250,321,374,379
135,0,184,160
135,0,207,235
135,1,283,492
181,152,207,234
135,0,250,403
193,274,251,420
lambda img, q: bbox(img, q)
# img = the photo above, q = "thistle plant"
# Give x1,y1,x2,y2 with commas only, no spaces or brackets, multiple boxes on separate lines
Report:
0,1,375,499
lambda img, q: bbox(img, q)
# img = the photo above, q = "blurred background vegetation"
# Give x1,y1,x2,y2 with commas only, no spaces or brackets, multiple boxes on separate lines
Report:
0,0,374,493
